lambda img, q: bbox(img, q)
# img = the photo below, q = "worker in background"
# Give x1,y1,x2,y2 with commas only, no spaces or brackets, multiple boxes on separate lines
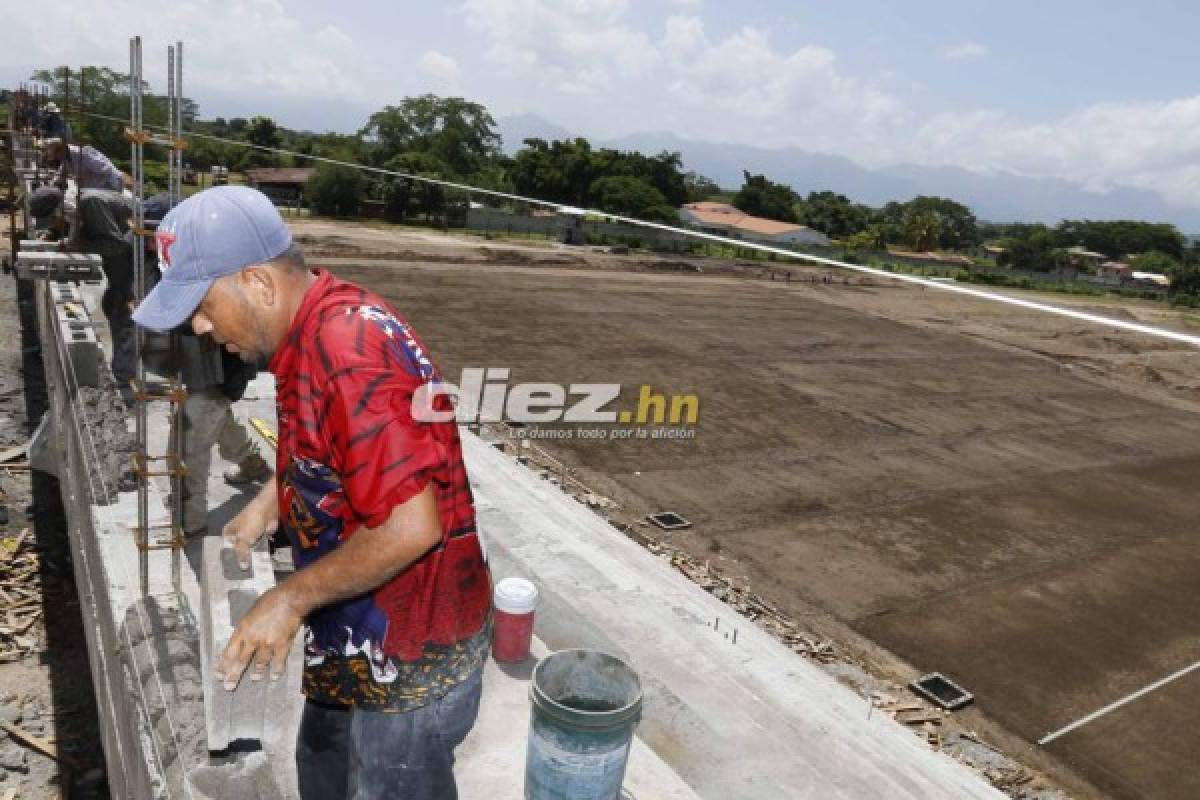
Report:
139,210,273,536
132,186,492,799
155,331,272,536
28,186,138,389
41,138,128,192
38,102,70,141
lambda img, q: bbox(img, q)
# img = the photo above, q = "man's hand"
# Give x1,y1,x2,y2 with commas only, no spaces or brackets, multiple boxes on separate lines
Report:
222,477,278,570
215,586,302,690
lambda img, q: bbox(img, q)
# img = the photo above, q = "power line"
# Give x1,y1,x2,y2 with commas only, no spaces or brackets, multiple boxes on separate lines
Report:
62,105,1200,349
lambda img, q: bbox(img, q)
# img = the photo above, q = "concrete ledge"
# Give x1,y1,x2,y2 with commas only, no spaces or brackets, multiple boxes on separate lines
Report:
462,432,1006,799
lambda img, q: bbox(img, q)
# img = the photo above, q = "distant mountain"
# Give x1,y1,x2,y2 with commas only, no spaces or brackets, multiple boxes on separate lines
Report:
496,114,1200,230
496,113,576,151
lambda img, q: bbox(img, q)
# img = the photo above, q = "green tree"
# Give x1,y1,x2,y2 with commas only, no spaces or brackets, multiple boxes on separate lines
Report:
844,225,888,253
732,171,799,223
509,137,584,204
997,227,1070,272
905,196,978,250
508,138,692,211
307,162,364,217
1167,262,1200,298
381,152,449,222
1056,220,1185,260
588,176,678,223
245,116,281,149
239,115,281,168
1129,250,1181,274
800,190,871,238
360,94,501,177
683,171,720,203
904,210,941,251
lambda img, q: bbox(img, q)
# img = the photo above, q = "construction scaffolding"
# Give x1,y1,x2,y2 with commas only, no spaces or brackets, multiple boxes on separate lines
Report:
127,36,187,596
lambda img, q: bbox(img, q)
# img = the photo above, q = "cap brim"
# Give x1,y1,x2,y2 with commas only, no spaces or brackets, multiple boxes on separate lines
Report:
132,277,214,332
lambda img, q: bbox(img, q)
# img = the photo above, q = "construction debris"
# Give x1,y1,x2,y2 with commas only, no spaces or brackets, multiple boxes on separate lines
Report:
1,720,79,769
0,529,43,662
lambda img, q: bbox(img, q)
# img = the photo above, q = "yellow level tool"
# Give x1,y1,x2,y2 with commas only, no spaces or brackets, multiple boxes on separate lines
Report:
250,417,278,449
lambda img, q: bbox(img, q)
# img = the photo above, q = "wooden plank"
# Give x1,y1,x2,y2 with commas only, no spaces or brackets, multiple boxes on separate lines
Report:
0,442,28,464
897,710,944,725
13,610,41,634
1,722,80,769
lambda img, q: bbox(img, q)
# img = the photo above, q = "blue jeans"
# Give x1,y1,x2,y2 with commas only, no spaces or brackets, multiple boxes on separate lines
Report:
296,665,484,799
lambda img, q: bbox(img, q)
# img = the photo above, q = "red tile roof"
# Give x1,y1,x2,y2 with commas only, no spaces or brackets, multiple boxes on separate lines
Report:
681,202,817,237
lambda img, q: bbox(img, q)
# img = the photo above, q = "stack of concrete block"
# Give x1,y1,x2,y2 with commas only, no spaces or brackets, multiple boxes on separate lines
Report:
199,534,277,751
53,286,100,388
16,251,103,282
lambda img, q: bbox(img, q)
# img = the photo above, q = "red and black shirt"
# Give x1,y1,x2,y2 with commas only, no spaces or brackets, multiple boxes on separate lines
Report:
269,269,491,710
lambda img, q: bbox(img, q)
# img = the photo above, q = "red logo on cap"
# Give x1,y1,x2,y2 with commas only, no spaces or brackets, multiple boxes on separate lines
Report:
156,230,177,269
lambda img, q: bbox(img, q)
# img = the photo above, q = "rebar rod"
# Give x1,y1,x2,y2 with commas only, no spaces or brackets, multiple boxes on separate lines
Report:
130,36,149,596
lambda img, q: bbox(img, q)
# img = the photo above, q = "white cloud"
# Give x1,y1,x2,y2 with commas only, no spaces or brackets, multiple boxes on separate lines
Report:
662,25,906,154
663,15,705,58
941,41,989,61
0,0,370,102
905,97,1200,206
462,0,658,94
419,51,461,86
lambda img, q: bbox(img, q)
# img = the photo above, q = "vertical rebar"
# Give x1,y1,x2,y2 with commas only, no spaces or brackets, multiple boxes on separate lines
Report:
167,46,174,203
167,42,186,595
131,36,149,596
175,42,183,202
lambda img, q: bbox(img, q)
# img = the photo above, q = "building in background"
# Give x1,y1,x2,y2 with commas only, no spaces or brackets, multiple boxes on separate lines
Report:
1096,260,1133,283
679,202,831,247
244,167,315,206
1065,245,1108,271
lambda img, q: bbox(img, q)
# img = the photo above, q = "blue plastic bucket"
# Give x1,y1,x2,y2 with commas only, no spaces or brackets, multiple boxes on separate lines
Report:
525,649,643,800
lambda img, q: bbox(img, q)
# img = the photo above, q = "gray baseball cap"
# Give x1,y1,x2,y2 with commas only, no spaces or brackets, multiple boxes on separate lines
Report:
132,186,291,332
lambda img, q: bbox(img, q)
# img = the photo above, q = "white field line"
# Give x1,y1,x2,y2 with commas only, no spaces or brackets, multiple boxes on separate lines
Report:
1039,660,1200,745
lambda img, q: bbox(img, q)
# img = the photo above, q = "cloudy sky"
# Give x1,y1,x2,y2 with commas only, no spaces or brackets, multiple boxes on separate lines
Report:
3,0,1200,209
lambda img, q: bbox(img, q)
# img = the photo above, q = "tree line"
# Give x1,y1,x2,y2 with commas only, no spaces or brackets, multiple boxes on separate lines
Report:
22,65,1200,297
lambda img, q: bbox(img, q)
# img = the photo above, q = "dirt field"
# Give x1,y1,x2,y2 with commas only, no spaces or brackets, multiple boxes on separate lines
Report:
300,219,1200,800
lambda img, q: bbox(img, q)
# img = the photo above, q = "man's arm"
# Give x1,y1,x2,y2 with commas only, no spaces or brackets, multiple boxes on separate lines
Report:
215,482,442,689
223,474,278,569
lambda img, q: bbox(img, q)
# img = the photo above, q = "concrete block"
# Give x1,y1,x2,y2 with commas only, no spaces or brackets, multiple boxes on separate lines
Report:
198,533,277,751
19,240,60,252
50,283,80,304
16,251,103,282
58,318,99,388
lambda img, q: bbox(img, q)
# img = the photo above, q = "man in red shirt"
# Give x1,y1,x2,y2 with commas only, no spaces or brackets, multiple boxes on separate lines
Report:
133,186,492,798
